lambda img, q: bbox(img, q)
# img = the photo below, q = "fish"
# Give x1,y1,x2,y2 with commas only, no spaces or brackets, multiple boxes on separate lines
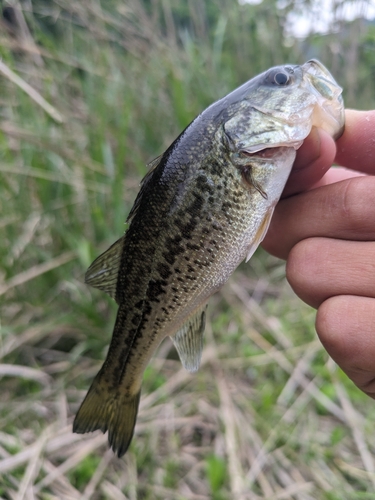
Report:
73,59,345,457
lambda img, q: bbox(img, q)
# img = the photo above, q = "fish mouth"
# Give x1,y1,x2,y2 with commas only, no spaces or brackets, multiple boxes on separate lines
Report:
302,60,343,101
228,59,345,156
301,59,345,140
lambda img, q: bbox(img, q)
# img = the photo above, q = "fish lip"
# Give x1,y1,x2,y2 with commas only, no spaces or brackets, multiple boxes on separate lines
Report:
242,140,303,154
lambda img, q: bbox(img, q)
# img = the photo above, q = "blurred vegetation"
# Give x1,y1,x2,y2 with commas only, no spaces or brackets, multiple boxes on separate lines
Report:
1,0,375,499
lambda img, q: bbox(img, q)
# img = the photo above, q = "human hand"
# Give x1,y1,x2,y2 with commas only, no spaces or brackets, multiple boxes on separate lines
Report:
262,110,375,398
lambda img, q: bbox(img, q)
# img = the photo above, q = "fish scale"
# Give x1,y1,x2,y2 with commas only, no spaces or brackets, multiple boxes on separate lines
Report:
73,60,345,457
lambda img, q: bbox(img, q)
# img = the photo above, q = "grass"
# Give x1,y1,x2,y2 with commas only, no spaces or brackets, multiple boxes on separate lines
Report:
1,1,375,499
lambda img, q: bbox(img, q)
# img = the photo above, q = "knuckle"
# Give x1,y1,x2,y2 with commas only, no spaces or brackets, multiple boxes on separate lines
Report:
286,238,327,308
336,177,375,230
286,238,320,286
340,177,360,220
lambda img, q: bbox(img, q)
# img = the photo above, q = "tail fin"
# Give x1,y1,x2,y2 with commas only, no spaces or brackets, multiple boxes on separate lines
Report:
73,374,141,457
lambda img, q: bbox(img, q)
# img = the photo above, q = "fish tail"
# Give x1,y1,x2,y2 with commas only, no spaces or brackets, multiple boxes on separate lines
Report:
73,373,141,457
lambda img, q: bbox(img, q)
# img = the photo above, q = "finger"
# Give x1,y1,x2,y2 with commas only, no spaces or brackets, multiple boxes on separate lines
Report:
263,176,375,259
316,295,375,398
286,238,375,309
335,109,375,174
311,167,366,189
282,128,336,197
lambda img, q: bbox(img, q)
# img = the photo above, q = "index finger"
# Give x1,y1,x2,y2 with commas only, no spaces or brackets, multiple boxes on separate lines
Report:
282,128,336,197
283,109,375,197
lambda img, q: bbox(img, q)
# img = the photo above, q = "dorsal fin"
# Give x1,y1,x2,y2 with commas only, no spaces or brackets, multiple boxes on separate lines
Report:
85,236,124,301
127,154,163,224
170,304,208,373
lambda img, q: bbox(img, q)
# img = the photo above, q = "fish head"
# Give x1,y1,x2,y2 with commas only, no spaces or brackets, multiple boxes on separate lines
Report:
222,59,344,157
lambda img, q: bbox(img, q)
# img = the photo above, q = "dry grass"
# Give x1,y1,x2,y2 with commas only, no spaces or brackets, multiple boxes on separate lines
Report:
1,1,375,499
2,275,375,499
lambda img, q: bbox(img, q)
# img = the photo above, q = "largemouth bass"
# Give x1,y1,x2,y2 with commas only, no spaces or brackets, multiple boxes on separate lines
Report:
73,60,344,456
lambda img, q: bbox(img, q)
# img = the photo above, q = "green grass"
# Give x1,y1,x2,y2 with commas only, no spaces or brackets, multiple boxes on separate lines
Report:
1,1,375,499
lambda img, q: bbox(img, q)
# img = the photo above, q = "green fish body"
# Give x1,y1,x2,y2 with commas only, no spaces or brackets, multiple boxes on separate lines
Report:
73,60,345,456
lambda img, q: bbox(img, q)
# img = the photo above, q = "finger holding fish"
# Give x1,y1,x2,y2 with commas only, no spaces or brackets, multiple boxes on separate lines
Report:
282,127,337,198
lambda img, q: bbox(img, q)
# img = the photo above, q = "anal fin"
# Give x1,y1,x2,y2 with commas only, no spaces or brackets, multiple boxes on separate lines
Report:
170,304,208,373
85,236,124,301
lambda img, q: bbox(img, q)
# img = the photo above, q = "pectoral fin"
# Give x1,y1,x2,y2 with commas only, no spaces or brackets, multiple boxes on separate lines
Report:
170,304,208,373
246,206,274,262
85,236,124,301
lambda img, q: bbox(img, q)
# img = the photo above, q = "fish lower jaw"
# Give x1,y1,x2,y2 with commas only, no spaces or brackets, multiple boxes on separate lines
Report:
243,141,303,156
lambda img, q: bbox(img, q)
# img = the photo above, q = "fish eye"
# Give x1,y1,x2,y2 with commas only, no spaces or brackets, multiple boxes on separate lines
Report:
274,72,289,85
265,68,293,86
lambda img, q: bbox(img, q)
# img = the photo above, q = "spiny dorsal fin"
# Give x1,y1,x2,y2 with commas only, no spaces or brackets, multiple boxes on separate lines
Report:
170,304,208,373
85,236,124,301
127,154,163,224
